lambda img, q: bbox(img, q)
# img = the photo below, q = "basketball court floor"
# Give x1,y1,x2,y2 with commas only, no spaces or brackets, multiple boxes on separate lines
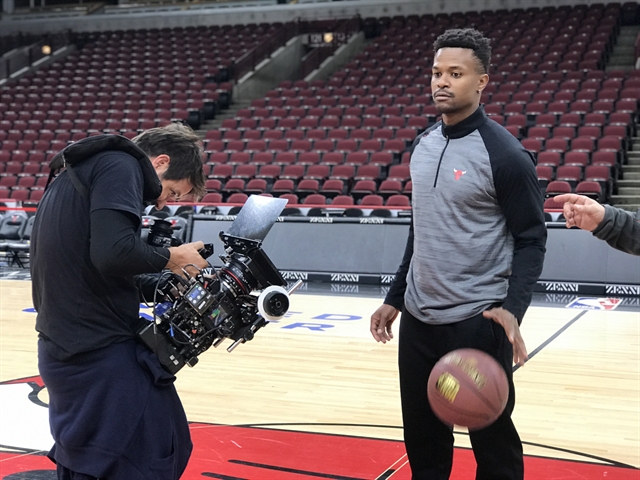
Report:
1,272,639,479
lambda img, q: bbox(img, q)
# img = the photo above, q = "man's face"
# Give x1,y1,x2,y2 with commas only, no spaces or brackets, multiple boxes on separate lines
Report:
156,177,192,209
151,156,193,209
431,47,488,119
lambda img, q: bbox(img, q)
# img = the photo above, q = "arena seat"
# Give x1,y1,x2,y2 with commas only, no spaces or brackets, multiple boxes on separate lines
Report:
545,181,572,198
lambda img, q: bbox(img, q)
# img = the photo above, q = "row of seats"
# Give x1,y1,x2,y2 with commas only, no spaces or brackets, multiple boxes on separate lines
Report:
545,179,606,203
203,176,412,202
199,191,411,210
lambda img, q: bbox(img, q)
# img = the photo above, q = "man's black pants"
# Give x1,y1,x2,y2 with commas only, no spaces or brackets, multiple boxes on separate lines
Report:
398,309,524,480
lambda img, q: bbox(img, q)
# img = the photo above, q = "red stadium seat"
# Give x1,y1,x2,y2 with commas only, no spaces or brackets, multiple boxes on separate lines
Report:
226,193,248,204
360,194,385,207
234,164,257,181
302,193,327,206
378,179,403,198
319,179,345,199
331,195,355,206
386,194,411,207
555,165,582,189
354,164,381,182
201,192,223,203
351,180,377,202
329,165,356,182
575,181,602,202
276,165,303,182
270,179,295,196
245,178,267,195
222,178,245,196
295,179,320,197
304,165,330,181
321,152,344,166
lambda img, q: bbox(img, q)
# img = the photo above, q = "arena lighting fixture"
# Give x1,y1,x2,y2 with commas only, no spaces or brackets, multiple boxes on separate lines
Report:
41,45,51,55
323,32,334,43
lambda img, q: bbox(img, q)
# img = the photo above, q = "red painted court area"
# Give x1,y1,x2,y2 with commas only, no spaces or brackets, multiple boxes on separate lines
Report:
1,423,638,479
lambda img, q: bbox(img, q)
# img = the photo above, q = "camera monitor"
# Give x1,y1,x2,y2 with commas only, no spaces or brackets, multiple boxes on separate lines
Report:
227,195,288,241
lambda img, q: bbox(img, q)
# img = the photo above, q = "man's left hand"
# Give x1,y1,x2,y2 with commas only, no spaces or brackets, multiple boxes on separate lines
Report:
483,307,528,367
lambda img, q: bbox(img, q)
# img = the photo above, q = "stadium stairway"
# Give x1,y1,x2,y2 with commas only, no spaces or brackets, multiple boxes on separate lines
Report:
607,24,640,212
606,25,640,71
197,29,368,140
615,128,640,212
197,99,253,137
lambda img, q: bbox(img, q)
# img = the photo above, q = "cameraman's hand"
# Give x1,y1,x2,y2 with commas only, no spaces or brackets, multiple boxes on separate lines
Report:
167,241,209,277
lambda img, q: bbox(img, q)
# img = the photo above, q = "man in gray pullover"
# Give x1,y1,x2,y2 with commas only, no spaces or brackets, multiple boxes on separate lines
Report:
554,193,640,256
370,29,547,480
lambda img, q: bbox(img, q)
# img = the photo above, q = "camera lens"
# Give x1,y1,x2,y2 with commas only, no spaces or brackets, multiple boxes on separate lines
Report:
219,256,256,298
147,219,175,248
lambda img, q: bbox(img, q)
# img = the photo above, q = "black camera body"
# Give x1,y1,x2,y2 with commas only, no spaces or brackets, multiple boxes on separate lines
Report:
138,226,291,374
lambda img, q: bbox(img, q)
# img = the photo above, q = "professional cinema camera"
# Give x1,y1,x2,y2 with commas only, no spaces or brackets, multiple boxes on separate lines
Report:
138,196,300,374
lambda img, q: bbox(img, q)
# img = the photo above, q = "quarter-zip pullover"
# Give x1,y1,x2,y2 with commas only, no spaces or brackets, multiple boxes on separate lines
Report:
385,106,547,324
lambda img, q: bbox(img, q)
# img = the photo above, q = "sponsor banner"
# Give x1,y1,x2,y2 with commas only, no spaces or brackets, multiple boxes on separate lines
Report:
281,271,309,281
330,273,360,283
276,272,640,296
540,282,580,293
535,282,604,295
535,282,640,296
380,274,396,284
309,217,334,223
565,297,623,310
605,284,640,296
193,214,412,225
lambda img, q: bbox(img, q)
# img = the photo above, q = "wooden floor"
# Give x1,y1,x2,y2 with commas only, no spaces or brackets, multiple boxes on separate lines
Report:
1,278,639,479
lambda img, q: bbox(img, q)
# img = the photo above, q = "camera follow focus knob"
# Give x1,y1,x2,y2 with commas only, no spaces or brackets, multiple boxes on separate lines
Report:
257,286,290,321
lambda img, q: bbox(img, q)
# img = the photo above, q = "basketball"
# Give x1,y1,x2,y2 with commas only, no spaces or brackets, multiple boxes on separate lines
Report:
427,349,509,430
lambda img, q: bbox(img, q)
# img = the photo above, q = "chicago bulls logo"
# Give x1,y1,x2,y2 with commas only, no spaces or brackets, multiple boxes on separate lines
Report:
453,169,466,181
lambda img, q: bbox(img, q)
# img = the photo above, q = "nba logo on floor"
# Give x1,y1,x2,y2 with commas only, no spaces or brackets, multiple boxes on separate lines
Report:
565,298,622,310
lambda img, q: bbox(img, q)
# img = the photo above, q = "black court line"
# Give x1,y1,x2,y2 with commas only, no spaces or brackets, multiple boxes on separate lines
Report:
201,473,248,480
374,470,397,480
513,309,588,373
200,472,249,480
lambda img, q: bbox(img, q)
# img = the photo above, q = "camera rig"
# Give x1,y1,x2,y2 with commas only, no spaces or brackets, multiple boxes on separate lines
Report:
138,196,300,374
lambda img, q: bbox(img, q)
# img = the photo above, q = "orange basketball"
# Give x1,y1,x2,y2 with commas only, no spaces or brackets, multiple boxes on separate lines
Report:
427,348,509,430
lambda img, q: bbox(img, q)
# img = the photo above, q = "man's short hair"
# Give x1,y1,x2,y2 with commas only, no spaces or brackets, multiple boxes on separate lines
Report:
133,122,206,200
433,28,492,74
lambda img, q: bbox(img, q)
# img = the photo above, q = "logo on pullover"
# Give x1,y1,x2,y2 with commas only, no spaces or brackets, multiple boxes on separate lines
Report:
453,169,466,181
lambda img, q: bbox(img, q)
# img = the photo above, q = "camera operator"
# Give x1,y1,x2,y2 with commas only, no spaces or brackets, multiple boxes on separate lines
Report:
30,123,209,480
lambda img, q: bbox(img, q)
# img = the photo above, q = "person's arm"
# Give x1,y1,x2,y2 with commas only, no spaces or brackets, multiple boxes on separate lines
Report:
554,194,640,256
384,220,413,310
370,219,413,343
592,205,640,256
383,133,424,310
90,209,207,277
493,149,547,323
90,209,169,276
135,273,168,303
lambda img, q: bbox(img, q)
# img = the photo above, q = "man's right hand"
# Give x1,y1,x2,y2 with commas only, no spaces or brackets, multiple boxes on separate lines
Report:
370,304,400,343
167,241,209,277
